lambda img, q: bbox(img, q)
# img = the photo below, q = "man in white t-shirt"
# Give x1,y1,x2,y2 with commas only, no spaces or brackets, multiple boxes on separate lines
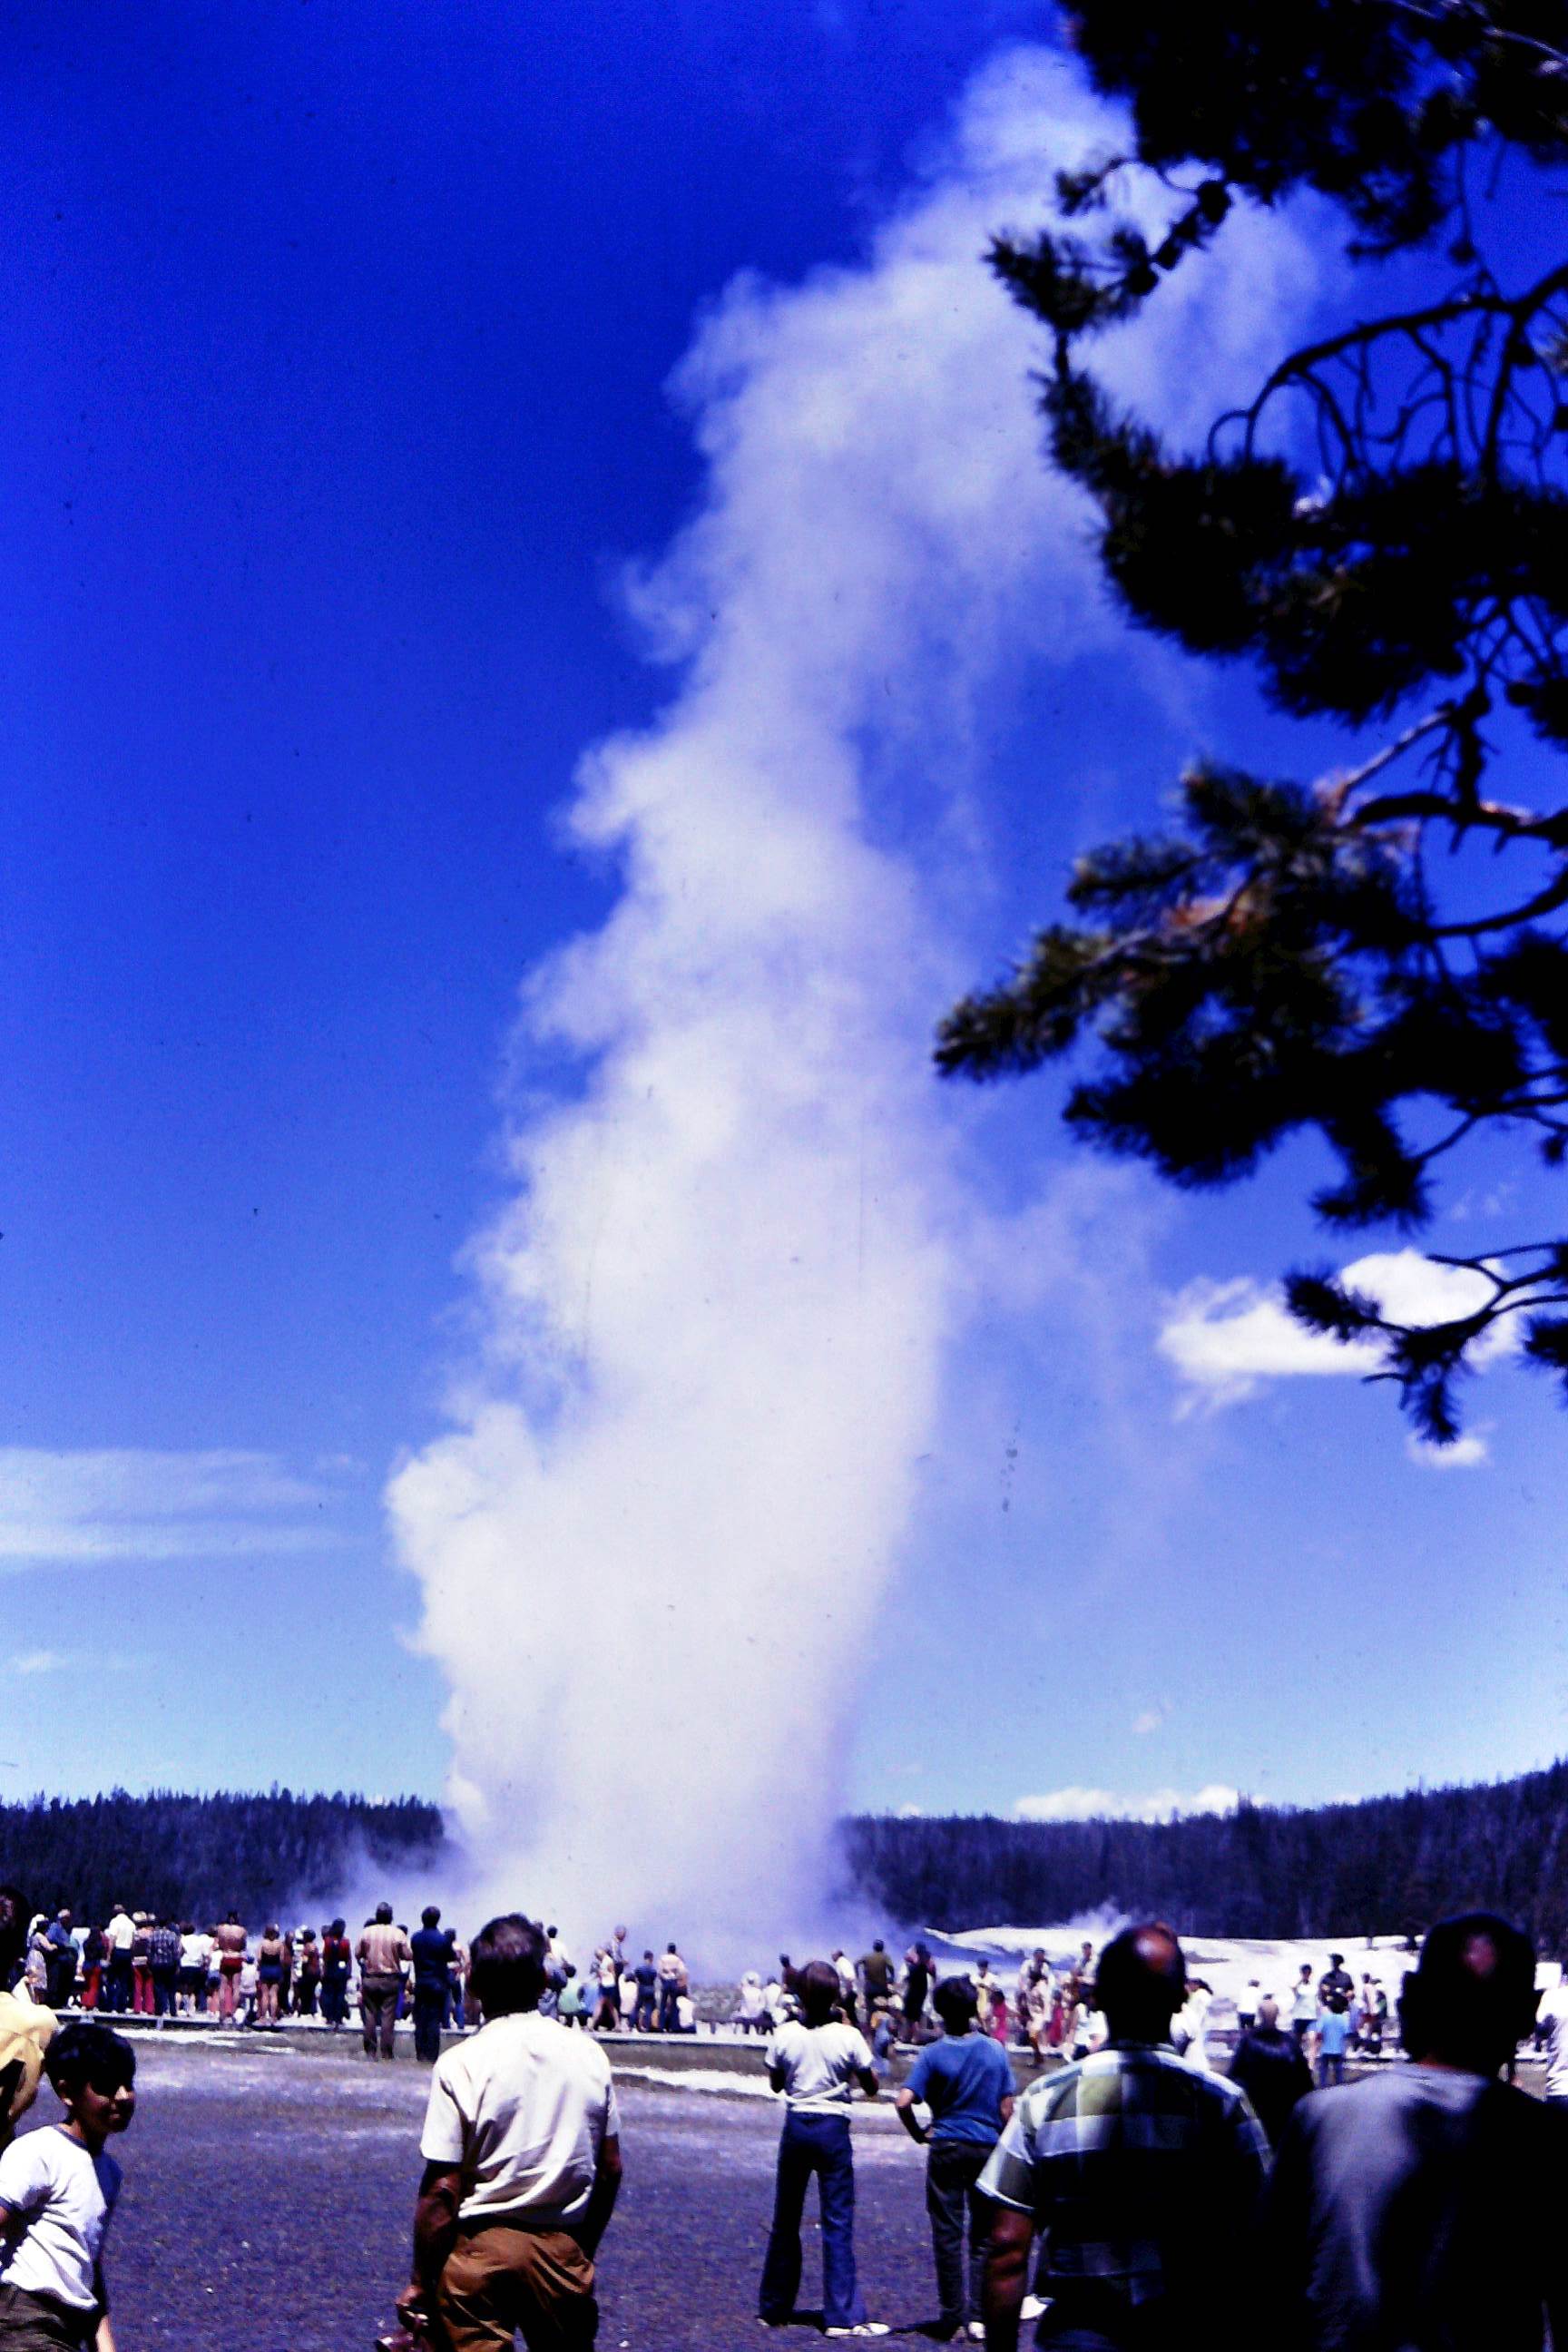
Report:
397,1914,621,2352
0,2021,136,2352
759,1959,887,2338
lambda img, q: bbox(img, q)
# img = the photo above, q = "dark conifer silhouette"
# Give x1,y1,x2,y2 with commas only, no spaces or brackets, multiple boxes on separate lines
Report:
0,1788,445,1924
937,2,1568,1442
843,1759,1568,1945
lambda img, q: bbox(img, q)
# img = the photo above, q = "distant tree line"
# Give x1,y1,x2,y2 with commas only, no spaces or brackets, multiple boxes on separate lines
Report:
842,1762,1568,1952
0,1788,446,1924
9,1771,1568,1947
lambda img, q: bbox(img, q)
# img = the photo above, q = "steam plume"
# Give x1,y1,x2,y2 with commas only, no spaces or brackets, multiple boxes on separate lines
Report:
387,47,1315,1955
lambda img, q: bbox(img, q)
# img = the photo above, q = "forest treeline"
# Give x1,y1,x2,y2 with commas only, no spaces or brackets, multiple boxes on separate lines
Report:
9,1769,1568,1945
843,1762,1568,1950
0,1789,446,1923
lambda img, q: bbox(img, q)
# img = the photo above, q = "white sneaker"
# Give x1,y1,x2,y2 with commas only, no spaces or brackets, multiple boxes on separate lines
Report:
824,2330,890,2340
966,2328,986,2343
1020,2294,1046,2320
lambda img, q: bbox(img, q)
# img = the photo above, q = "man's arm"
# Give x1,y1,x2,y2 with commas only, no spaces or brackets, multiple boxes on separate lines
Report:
999,2092,1014,2127
893,2086,926,2143
981,2203,1034,2352
576,2132,622,2255
396,2161,463,2329
856,2066,880,2101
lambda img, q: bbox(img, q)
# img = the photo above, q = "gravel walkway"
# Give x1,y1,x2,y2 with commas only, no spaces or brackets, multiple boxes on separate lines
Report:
22,2036,950,2350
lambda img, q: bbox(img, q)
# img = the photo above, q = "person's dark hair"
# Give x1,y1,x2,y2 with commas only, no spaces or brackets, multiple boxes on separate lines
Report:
799,1960,842,2026
872,1939,884,1954
667,1942,677,1955
265,1924,279,1940
45,2023,135,2101
547,1925,557,1938
934,1975,978,2033
468,1915,548,2017
374,1901,393,1925
422,1906,440,1928
1399,1911,1538,2072
329,1917,346,1939
1094,1923,1186,2039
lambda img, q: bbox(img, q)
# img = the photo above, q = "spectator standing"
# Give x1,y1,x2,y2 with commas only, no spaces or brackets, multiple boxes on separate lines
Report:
1318,1953,1355,2017
897,1975,1014,2343
42,1916,76,2014
148,1918,181,2019
177,1925,208,2017
979,1923,1268,2352
858,1942,894,2019
656,1945,686,2034
591,1948,619,2033
320,1919,352,2029
1313,1997,1352,2089
738,1973,768,2035
294,1926,321,2017
446,1933,469,2032
213,1913,247,2025
759,1959,887,2339
102,1909,134,2019
396,1915,621,2352
255,1926,284,2027
80,1927,105,2016
832,1950,858,2028
410,1907,450,2064
0,2021,135,2351
129,1917,153,2018
1228,1994,1312,2148
632,1952,658,2034
1011,1952,1041,2052
902,1944,934,2042
358,1903,413,2061
1286,1964,1316,2048
1262,1912,1568,2351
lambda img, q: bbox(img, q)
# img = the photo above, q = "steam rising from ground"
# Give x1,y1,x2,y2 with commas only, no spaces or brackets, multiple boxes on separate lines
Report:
387,48,1315,1959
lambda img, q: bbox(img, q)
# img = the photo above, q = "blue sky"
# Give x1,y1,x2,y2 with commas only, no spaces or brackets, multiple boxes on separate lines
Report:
4,3,1565,1880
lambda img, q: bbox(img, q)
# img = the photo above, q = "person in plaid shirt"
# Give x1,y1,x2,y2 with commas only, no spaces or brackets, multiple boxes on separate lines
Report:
978,1923,1268,2352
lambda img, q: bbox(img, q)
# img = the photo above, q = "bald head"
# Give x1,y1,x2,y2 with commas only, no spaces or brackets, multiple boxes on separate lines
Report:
1095,1922,1187,2040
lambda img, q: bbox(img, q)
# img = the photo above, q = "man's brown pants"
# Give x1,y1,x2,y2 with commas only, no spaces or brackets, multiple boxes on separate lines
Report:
435,2223,598,2352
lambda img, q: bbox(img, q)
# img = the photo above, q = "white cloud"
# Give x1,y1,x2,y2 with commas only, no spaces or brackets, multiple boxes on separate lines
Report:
1014,1785,1240,1824
8,1649,148,1677
1130,1703,1169,1737
0,1448,345,1566
1406,1426,1492,1469
1159,1249,1519,1409
388,44,1318,1951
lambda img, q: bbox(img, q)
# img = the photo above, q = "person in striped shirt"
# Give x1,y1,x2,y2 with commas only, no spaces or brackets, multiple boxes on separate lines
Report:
978,1922,1268,2352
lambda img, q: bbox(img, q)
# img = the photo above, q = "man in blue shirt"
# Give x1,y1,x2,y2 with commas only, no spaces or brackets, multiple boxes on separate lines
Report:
409,1906,451,2064
897,1975,1014,2340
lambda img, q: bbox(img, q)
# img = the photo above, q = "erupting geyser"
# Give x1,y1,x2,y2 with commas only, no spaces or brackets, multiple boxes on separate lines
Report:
387,47,1315,1956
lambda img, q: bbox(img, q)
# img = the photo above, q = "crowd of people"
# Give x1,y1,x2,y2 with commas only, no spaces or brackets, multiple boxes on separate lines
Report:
5,1884,1568,2350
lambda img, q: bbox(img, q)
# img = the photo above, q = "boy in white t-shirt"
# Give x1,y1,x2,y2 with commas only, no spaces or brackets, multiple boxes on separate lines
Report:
0,2021,136,2352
